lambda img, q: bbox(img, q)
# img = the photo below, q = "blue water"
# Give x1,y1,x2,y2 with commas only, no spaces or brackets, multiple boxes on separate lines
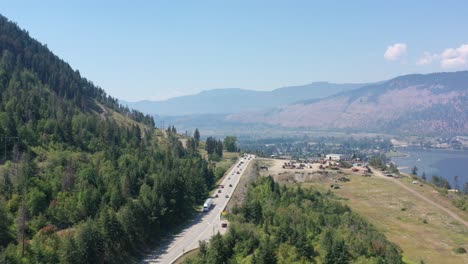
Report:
392,148,468,188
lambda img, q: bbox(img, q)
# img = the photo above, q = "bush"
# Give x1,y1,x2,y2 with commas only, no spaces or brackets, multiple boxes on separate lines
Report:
453,247,466,254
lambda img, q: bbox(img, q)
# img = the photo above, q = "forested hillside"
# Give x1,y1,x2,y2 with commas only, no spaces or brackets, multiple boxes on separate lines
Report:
186,177,404,264
0,15,215,263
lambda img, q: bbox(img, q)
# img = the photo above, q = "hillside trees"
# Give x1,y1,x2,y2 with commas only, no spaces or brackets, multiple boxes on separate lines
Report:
186,177,404,264
223,135,237,152
205,136,223,160
0,14,216,263
193,128,200,146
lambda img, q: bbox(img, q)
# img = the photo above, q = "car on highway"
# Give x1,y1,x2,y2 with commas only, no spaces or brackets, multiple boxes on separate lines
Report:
203,198,213,212
225,194,229,198
229,184,232,187
221,222,227,228
218,189,221,193
237,171,240,174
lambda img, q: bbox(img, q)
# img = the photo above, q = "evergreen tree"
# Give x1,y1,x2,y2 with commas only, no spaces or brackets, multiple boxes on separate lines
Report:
194,128,200,146
324,239,350,264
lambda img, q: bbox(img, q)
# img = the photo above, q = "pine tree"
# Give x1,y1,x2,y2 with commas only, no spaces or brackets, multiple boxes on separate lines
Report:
194,128,200,146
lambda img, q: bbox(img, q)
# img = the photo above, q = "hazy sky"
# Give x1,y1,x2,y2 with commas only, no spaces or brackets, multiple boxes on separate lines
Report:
2,1,468,100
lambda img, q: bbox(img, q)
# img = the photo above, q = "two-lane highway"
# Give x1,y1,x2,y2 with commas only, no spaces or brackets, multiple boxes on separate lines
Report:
143,154,255,264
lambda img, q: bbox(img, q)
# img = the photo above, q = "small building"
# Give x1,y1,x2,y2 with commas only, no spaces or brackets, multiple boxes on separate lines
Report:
326,154,343,161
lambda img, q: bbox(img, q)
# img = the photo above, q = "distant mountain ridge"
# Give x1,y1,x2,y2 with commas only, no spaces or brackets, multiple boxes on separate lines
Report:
121,82,366,116
227,71,468,136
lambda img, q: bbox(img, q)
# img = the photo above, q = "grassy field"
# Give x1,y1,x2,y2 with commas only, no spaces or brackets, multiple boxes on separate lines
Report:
311,175,468,264
258,159,468,264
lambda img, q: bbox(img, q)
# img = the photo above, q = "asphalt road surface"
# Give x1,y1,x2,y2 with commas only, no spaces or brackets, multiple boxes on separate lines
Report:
143,154,255,264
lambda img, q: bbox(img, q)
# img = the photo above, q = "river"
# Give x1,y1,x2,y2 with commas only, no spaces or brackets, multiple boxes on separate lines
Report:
392,148,468,189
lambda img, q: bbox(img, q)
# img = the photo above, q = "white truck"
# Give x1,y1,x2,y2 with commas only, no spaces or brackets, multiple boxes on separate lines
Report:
203,198,213,212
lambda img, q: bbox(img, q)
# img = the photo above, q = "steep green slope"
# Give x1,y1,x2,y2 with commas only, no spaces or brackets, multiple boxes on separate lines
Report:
0,15,215,263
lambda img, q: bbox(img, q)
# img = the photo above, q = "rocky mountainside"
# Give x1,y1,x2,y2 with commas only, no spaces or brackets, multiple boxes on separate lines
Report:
226,71,468,136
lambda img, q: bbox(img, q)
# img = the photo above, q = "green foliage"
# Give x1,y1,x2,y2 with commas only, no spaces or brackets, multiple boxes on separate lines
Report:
452,195,468,211
431,175,451,189
368,155,388,171
0,14,216,263
223,136,237,152
193,128,200,146
214,165,229,180
0,201,13,247
388,163,399,174
187,177,403,263
205,136,223,159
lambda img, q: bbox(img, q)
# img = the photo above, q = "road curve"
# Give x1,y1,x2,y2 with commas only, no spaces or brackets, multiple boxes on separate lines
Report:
143,155,255,264
372,168,468,228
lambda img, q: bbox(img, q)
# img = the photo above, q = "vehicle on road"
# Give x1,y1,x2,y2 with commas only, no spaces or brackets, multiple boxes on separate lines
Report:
221,222,228,228
225,194,229,198
237,171,240,174
218,189,222,193
203,198,213,212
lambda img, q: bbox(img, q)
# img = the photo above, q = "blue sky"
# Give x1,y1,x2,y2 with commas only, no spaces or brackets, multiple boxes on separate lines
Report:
2,1,468,100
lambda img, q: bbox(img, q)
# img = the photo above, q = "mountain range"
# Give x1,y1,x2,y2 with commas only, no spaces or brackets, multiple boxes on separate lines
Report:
121,82,365,116
143,71,468,137
227,71,468,136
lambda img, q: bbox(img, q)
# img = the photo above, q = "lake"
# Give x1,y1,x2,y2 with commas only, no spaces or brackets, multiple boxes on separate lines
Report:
392,148,468,189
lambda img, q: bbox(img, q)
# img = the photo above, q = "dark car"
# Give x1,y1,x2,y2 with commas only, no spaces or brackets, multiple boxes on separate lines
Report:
229,184,232,187
225,194,229,198
221,222,228,228
218,189,221,193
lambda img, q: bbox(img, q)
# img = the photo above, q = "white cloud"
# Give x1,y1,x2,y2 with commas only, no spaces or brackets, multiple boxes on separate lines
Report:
384,43,407,61
417,44,468,69
440,44,468,69
417,52,437,65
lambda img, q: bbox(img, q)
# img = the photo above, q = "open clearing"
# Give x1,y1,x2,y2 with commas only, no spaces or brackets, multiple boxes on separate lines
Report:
258,158,468,264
